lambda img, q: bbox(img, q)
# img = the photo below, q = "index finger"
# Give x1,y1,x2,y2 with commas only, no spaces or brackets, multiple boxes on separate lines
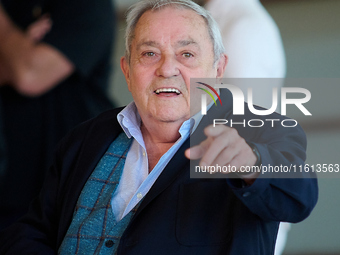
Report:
204,124,233,138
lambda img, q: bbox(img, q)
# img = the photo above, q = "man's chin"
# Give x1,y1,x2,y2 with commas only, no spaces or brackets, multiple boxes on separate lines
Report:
155,114,189,124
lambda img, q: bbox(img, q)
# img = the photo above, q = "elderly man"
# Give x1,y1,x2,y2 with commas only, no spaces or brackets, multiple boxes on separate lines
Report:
0,0,317,254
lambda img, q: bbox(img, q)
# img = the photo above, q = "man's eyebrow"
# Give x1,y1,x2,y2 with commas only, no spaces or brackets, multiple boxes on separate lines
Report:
176,39,199,47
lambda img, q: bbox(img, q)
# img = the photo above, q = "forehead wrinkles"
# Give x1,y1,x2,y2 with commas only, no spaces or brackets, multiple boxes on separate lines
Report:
132,8,210,50
136,39,199,52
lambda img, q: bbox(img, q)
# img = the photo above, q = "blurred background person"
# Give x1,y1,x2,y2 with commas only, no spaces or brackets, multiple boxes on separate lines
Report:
0,0,116,230
204,0,285,109
203,0,288,254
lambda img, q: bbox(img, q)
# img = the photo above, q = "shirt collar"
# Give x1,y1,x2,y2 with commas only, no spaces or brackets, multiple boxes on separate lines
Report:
117,101,210,140
117,102,141,139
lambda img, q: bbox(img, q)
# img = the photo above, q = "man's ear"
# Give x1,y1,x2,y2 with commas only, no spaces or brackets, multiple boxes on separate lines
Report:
120,56,131,91
216,53,228,78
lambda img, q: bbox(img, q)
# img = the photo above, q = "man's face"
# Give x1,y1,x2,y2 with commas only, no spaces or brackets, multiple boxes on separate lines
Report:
121,6,226,126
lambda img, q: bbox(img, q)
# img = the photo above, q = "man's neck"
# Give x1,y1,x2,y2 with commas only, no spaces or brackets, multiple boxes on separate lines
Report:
141,117,185,143
140,119,185,172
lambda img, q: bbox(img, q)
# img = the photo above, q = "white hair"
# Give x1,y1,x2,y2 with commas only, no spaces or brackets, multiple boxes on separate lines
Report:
124,0,225,65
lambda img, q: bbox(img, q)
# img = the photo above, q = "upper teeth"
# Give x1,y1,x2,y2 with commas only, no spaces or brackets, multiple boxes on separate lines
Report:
155,88,181,94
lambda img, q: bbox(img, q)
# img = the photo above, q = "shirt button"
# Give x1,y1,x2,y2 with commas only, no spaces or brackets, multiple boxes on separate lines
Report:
142,151,146,157
105,240,114,248
137,192,143,199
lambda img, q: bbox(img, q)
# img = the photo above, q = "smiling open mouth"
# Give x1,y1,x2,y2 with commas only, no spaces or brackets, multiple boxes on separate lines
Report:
154,88,181,95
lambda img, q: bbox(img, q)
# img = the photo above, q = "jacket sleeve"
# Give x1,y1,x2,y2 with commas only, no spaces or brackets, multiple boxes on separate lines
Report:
227,119,318,223
0,109,122,254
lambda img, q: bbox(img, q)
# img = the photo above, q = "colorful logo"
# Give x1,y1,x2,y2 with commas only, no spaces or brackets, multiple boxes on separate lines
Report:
196,82,222,106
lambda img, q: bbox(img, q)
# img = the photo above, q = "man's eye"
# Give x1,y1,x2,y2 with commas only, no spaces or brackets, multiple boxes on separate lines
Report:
183,53,193,58
144,52,155,57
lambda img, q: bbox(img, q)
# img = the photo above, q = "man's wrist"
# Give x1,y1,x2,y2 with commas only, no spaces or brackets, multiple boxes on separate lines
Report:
236,142,261,181
246,142,261,166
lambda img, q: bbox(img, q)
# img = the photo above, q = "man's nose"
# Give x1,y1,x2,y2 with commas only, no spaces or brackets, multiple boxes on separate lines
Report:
156,54,180,78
